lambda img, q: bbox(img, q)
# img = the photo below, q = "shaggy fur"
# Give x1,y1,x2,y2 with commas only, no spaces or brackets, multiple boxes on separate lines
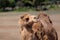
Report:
37,12,58,40
18,13,38,40
18,12,58,40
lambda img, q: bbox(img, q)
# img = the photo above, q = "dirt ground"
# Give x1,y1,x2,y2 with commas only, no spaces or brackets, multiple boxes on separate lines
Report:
0,11,60,40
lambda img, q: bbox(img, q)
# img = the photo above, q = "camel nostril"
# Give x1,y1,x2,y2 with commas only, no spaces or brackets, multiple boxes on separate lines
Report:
26,18,29,22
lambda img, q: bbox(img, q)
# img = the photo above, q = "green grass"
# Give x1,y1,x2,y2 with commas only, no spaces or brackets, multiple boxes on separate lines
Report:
49,5,60,10
0,7,35,12
0,6,60,12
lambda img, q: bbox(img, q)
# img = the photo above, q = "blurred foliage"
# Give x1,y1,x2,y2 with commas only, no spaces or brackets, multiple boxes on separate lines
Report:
0,0,48,7
15,7,35,12
9,0,15,3
0,0,59,11
0,0,15,7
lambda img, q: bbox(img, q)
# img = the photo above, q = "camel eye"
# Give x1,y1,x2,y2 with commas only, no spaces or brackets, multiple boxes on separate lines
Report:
26,18,29,22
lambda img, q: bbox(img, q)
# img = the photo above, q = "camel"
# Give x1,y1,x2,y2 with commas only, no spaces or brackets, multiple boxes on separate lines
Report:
18,13,38,40
18,12,58,40
36,12,58,40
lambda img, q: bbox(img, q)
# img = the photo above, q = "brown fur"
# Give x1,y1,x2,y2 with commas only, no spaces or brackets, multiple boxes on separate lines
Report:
18,13,38,40
38,12,52,24
32,22,43,40
37,12,58,40
18,12,58,40
32,22,49,40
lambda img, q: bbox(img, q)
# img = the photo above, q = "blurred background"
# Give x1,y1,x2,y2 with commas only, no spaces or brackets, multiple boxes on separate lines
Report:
0,0,60,11
0,0,60,40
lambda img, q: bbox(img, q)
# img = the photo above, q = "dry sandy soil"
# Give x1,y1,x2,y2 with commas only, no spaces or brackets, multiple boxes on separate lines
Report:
0,11,60,40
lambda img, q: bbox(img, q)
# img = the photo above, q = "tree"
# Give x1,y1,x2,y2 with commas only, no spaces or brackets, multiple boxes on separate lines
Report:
0,0,16,11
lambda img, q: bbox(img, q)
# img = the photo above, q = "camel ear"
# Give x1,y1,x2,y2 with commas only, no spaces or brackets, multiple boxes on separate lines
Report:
20,15,24,19
20,13,29,19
